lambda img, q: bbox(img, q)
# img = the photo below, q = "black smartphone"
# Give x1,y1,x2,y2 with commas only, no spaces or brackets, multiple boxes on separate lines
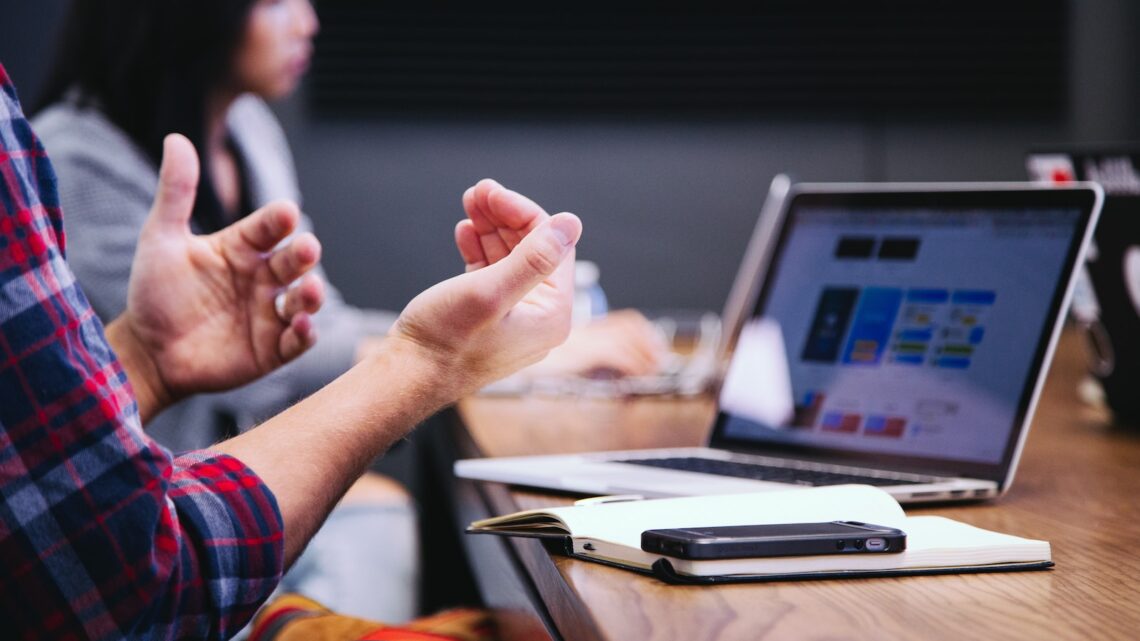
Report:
640,521,906,560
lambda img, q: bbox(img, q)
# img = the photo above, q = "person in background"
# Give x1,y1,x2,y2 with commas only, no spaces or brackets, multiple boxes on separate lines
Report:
32,0,665,621
1,58,583,638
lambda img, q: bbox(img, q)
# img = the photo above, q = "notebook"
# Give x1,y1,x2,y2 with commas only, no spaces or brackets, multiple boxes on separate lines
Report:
456,182,1104,504
466,485,1052,583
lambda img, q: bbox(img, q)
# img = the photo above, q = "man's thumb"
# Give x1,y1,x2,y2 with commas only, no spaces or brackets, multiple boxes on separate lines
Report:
149,134,200,229
484,212,582,305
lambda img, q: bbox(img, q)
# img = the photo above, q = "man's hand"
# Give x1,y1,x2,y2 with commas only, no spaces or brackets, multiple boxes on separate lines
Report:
106,134,325,422
387,179,582,397
457,179,666,380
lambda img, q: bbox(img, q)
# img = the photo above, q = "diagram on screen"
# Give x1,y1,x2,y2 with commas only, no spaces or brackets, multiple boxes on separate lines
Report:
795,285,995,439
802,286,994,370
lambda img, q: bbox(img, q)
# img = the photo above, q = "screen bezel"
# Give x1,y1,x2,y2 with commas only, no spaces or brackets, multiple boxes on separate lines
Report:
707,183,1102,483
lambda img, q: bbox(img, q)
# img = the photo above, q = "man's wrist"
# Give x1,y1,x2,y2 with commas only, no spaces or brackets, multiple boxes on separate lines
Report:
105,315,175,423
369,333,471,411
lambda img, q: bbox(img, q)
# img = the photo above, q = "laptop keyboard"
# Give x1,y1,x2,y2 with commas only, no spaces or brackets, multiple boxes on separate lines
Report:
617,456,929,487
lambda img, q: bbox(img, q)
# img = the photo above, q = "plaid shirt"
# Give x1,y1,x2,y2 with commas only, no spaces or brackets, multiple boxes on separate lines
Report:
0,66,283,639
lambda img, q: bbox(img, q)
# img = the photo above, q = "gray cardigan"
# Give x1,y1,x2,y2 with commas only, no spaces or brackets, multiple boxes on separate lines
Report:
33,95,397,451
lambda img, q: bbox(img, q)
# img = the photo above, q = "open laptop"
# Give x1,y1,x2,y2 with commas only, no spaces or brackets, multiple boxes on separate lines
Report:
456,182,1103,503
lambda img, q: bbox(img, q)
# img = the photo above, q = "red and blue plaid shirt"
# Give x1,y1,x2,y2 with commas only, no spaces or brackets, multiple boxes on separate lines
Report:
0,65,284,640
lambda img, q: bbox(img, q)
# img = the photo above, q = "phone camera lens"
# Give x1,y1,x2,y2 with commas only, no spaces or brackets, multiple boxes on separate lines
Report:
836,539,846,550
854,539,865,550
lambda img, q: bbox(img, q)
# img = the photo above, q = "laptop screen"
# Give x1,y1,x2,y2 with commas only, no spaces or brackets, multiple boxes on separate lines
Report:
711,187,1099,481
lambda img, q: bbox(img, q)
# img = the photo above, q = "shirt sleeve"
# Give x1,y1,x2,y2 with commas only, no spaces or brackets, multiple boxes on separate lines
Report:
0,66,284,641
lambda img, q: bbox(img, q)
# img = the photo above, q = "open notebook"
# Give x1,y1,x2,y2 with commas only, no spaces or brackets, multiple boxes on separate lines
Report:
467,485,1051,584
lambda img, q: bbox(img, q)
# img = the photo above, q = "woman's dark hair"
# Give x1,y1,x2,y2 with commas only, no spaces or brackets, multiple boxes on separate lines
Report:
35,0,259,232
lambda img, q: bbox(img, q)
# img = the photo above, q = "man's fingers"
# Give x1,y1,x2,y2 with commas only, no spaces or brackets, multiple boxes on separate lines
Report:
455,220,488,271
463,181,512,263
478,233,511,266
462,183,497,234
464,179,551,263
484,181,548,234
229,200,302,253
277,276,322,361
279,313,317,363
148,134,200,229
476,212,581,311
278,274,325,319
266,231,322,286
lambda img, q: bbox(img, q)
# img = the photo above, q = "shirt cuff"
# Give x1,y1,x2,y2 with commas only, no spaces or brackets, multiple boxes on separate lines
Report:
169,450,285,635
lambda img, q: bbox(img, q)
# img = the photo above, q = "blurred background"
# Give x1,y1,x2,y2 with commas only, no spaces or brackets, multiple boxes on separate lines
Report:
2,0,1137,315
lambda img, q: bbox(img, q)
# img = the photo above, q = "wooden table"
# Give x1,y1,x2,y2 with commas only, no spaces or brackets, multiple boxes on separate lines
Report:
451,330,1140,640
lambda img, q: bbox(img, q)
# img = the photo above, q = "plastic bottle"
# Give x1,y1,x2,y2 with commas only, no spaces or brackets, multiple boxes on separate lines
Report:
573,260,608,325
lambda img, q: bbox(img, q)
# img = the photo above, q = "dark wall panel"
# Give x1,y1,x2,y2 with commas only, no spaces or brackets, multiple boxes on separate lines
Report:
312,1,1066,120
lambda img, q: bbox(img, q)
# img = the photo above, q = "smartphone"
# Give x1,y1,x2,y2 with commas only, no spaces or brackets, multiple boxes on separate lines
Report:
640,521,906,560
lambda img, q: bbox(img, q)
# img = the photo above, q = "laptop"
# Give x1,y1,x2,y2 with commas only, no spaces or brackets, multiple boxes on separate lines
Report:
456,182,1104,503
